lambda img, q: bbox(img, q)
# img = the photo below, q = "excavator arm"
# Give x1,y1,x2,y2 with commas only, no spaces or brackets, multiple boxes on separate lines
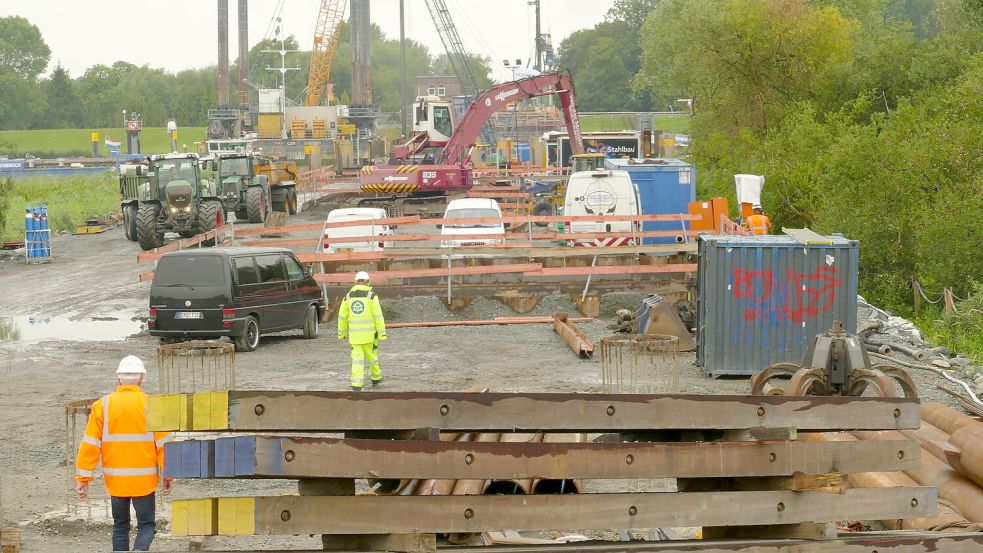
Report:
439,72,584,165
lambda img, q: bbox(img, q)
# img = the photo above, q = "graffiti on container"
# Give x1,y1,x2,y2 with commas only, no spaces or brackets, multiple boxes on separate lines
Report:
732,266,841,324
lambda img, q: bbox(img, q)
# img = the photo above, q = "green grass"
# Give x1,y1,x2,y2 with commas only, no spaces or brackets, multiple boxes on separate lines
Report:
0,127,208,158
0,174,119,242
580,114,690,134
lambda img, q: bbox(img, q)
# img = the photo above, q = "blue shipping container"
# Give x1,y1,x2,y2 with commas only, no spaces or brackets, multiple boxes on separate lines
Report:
512,142,532,163
696,234,860,377
603,158,695,244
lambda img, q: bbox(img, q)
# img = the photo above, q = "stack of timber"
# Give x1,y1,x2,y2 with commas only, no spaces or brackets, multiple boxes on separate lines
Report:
830,402,983,531
134,391,982,552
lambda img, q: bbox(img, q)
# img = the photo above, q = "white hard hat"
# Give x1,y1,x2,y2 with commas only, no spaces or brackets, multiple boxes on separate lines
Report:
116,355,147,375
752,203,762,210
355,271,370,282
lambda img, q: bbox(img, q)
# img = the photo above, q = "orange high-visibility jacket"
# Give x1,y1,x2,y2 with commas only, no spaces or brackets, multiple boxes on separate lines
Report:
745,214,772,235
75,385,172,497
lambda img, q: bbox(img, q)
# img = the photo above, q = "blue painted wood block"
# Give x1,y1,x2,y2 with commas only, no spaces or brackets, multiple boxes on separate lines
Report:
233,436,257,476
215,437,236,477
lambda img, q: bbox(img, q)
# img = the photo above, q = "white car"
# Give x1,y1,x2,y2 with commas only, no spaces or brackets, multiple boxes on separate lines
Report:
323,207,393,253
440,198,505,247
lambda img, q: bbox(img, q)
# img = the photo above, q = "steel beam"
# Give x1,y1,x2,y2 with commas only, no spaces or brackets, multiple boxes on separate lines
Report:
174,533,983,552
553,313,594,358
163,436,920,480
169,488,936,536
147,391,921,432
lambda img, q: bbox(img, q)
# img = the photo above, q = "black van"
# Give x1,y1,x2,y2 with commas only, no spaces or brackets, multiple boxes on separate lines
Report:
148,248,324,351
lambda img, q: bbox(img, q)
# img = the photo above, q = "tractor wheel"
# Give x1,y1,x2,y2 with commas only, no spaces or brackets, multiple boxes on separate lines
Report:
246,186,267,223
124,204,138,241
136,203,163,251
287,188,299,215
197,200,223,246
234,209,247,222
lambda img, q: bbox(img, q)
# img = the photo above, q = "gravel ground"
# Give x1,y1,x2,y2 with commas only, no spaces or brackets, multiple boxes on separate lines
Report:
0,199,970,551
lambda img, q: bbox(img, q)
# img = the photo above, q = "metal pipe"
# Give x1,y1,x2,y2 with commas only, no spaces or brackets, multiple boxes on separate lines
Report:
217,0,230,106
399,0,407,137
531,433,586,494
865,343,892,355
947,424,983,490
237,0,248,107
854,429,983,523
482,432,544,495
924,403,980,435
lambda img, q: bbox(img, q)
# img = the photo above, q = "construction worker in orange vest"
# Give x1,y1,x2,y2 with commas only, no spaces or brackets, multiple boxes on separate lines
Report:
338,271,387,391
745,203,772,235
75,355,173,552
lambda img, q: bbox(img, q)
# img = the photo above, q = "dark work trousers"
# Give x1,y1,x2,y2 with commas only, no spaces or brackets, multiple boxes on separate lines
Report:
110,492,156,551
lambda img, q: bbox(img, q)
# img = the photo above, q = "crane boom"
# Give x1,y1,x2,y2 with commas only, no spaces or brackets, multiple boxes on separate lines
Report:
441,72,584,165
423,0,481,97
306,0,348,106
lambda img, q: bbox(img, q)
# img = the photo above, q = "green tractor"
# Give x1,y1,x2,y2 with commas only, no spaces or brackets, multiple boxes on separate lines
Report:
119,153,225,251
215,152,273,223
215,153,299,222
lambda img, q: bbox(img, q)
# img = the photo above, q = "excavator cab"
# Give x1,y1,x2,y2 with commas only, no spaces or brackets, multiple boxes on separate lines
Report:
570,153,606,172
413,96,455,144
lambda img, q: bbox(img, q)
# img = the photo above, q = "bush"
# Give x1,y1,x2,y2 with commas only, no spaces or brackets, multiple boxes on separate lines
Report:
918,285,983,364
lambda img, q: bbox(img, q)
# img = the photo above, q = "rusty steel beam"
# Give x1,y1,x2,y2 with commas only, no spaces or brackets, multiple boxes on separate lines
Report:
163,436,920,480
169,487,936,536
553,313,594,358
147,391,922,432
183,533,983,552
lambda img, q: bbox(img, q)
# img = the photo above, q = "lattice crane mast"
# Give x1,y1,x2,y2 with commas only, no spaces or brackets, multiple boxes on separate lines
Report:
306,0,348,106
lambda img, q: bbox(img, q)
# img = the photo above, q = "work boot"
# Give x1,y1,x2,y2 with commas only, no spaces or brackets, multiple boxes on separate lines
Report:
352,386,362,392
371,378,383,388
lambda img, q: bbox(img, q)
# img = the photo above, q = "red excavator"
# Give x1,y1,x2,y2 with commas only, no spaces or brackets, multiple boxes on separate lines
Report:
358,72,585,214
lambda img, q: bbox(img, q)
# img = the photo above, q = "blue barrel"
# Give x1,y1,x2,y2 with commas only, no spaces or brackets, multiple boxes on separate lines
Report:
39,204,50,257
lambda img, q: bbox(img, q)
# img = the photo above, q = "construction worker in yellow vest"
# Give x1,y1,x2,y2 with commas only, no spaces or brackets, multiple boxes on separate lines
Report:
338,271,387,391
745,203,772,235
75,355,173,551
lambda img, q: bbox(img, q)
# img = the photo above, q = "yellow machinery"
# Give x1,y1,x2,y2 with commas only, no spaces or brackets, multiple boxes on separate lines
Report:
306,0,348,106
570,153,606,172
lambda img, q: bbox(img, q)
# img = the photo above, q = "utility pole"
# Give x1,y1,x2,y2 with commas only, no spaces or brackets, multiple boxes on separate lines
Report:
263,37,301,139
400,0,407,138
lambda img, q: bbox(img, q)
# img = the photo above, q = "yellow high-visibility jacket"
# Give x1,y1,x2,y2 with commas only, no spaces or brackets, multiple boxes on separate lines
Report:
338,284,387,345
75,386,172,497
745,214,772,235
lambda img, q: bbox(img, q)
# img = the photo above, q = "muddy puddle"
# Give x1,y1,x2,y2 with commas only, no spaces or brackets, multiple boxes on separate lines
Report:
0,313,144,345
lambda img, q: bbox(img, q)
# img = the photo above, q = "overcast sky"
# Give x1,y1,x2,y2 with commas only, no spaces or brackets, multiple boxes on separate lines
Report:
1,0,613,82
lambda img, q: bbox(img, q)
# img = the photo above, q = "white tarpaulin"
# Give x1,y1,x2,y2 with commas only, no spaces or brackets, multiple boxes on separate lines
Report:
734,174,765,205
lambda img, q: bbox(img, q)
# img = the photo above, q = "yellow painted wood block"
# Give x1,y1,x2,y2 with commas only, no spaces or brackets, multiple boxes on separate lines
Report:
170,500,189,536
147,394,182,431
191,393,212,431
179,394,193,431
186,498,218,536
209,391,229,430
218,497,255,535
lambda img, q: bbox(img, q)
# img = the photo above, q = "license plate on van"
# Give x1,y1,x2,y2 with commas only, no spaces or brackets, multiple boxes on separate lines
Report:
337,248,353,253
175,311,203,319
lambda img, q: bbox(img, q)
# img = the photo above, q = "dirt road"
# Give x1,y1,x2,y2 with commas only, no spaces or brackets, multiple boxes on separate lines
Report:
0,200,960,551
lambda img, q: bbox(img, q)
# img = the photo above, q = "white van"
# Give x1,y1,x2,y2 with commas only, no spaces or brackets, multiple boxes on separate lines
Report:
323,207,393,253
440,198,505,247
563,170,641,247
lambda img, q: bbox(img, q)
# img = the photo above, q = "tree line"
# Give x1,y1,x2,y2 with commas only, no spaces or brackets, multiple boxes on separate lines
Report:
634,0,983,311
0,16,494,131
